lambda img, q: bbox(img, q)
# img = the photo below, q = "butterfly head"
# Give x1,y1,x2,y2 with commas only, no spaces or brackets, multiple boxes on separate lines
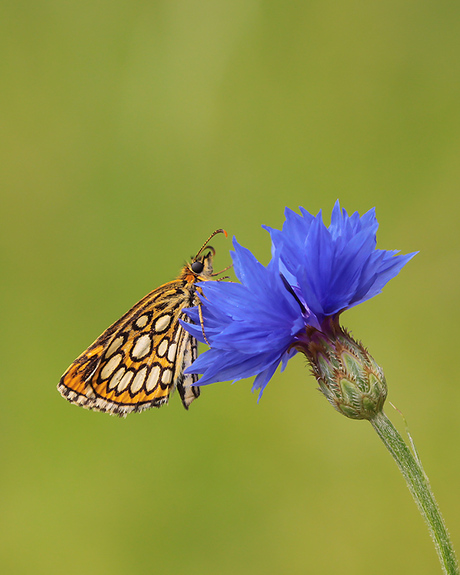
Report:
183,229,228,282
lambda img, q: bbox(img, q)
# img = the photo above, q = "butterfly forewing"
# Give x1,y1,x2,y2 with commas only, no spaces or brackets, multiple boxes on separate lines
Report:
58,229,227,416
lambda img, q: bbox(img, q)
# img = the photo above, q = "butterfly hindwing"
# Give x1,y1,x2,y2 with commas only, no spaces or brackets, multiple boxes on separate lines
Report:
58,281,199,416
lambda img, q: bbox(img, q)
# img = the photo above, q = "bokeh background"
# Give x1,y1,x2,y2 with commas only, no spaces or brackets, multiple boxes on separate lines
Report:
1,2,459,574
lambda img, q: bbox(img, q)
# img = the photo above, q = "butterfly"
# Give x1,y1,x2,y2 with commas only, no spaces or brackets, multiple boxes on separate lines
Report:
58,229,228,417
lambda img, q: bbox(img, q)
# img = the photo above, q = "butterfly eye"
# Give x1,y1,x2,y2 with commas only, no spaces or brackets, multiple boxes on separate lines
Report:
191,261,204,274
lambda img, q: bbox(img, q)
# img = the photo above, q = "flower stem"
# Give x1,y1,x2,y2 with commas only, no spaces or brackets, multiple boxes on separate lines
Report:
370,411,459,575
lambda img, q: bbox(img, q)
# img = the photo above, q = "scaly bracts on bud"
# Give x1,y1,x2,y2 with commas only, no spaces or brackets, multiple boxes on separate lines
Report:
294,317,387,420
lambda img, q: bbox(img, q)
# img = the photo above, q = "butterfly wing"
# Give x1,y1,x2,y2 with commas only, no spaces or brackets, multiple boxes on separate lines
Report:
58,280,200,416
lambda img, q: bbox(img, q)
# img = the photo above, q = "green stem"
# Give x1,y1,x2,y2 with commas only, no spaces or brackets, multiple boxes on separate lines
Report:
370,411,459,575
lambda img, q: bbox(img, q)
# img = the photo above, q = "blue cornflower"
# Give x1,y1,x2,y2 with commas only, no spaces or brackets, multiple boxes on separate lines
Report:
182,201,417,414
183,205,457,574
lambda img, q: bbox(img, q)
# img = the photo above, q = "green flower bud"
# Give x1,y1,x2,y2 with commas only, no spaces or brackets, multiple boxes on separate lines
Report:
294,317,387,420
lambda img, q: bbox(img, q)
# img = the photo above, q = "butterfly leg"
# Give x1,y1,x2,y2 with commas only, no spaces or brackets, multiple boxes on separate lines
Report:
198,300,211,346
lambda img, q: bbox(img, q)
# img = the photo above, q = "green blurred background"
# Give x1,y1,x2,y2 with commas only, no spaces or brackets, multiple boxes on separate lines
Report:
1,1,459,574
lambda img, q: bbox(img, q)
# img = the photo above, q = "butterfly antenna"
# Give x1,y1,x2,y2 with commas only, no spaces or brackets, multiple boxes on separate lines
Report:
195,229,228,259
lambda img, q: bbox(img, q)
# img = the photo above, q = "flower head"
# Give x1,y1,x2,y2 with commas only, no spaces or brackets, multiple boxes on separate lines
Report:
182,201,417,408
264,201,416,327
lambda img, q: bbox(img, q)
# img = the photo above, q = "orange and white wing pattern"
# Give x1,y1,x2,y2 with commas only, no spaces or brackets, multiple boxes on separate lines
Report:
58,230,227,417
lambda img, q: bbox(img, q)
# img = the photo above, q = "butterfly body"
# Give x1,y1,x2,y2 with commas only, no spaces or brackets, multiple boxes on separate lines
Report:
58,230,226,417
